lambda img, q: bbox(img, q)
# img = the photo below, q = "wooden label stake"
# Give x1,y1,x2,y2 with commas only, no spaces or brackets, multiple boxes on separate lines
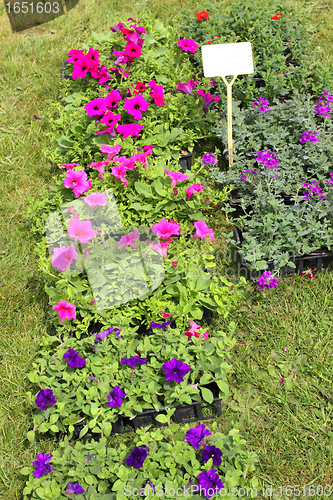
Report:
221,75,237,168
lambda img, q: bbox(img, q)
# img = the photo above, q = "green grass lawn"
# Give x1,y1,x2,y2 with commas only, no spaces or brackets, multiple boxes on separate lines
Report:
0,0,333,498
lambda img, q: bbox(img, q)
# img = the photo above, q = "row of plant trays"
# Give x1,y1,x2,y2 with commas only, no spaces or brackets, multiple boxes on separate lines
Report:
56,382,222,442
234,226,333,280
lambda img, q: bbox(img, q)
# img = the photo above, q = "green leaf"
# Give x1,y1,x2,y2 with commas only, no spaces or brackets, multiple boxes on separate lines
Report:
155,414,168,424
129,203,152,211
101,421,112,437
152,179,167,197
134,182,152,198
85,475,95,485
216,380,229,397
79,425,89,439
201,387,214,404
200,374,211,385
112,479,126,491
20,467,31,475
57,135,74,149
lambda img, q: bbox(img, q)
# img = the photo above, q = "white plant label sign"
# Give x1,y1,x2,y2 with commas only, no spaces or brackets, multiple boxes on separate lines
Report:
202,42,254,77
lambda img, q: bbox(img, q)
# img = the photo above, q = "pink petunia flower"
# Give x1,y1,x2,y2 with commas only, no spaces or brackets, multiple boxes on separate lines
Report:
52,300,76,323
131,150,151,168
85,97,106,116
148,80,165,106
171,261,178,267
67,207,79,218
123,94,150,120
64,170,92,198
111,164,128,187
197,89,221,113
84,192,107,208
165,169,189,187
186,183,205,200
116,230,140,249
59,163,80,170
193,221,215,241
178,38,199,53
51,244,79,272
101,143,122,160
185,320,209,339
151,218,180,239
87,159,110,176
67,219,99,243
83,249,90,261
125,43,142,58
116,123,143,139
176,79,198,95
103,90,122,111
151,237,173,257
159,310,175,319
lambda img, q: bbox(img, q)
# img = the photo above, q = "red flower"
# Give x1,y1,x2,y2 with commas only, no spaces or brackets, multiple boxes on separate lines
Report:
197,10,209,21
207,41,212,44
216,35,220,37
135,82,147,93
120,27,135,36
271,13,281,19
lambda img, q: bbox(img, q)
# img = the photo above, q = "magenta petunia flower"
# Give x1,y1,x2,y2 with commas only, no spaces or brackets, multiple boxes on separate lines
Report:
63,170,92,198
185,320,209,340
67,219,99,243
52,300,76,323
116,123,143,139
87,159,110,177
125,42,142,58
151,218,180,239
257,271,279,290
151,237,173,257
162,358,190,382
148,80,165,106
116,230,140,249
85,97,106,116
67,49,84,64
123,94,150,120
176,79,198,95
101,143,122,160
100,112,121,127
111,164,128,187
165,169,189,187
193,221,215,241
197,89,221,113
84,192,107,208
103,89,122,110
90,65,110,85
252,96,271,113
124,32,144,46
130,23,146,34
51,244,79,272
186,183,205,200
72,58,89,79
314,103,332,117
184,424,212,449
178,38,199,53
84,47,99,69
35,389,57,411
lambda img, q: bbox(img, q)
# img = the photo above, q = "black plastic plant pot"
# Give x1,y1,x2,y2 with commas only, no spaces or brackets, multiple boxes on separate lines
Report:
252,77,265,89
235,226,333,280
229,196,246,218
179,149,193,173
61,60,71,80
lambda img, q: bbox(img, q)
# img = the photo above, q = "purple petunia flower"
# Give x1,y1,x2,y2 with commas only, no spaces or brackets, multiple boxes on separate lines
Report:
314,103,332,117
252,96,271,113
240,168,258,180
197,470,224,498
149,320,171,330
176,79,198,95
94,327,121,342
126,446,148,468
88,374,98,383
162,358,190,383
140,481,155,495
31,453,54,478
86,454,94,462
184,423,211,449
257,271,279,291
63,348,86,369
200,152,218,166
201,445,223,466
121,356,147,368
256,150,280,170
66,481,85,495
35,388,57,411
106,386,126,408
300,131,319,143
302,180,326,200
327,173,333,184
